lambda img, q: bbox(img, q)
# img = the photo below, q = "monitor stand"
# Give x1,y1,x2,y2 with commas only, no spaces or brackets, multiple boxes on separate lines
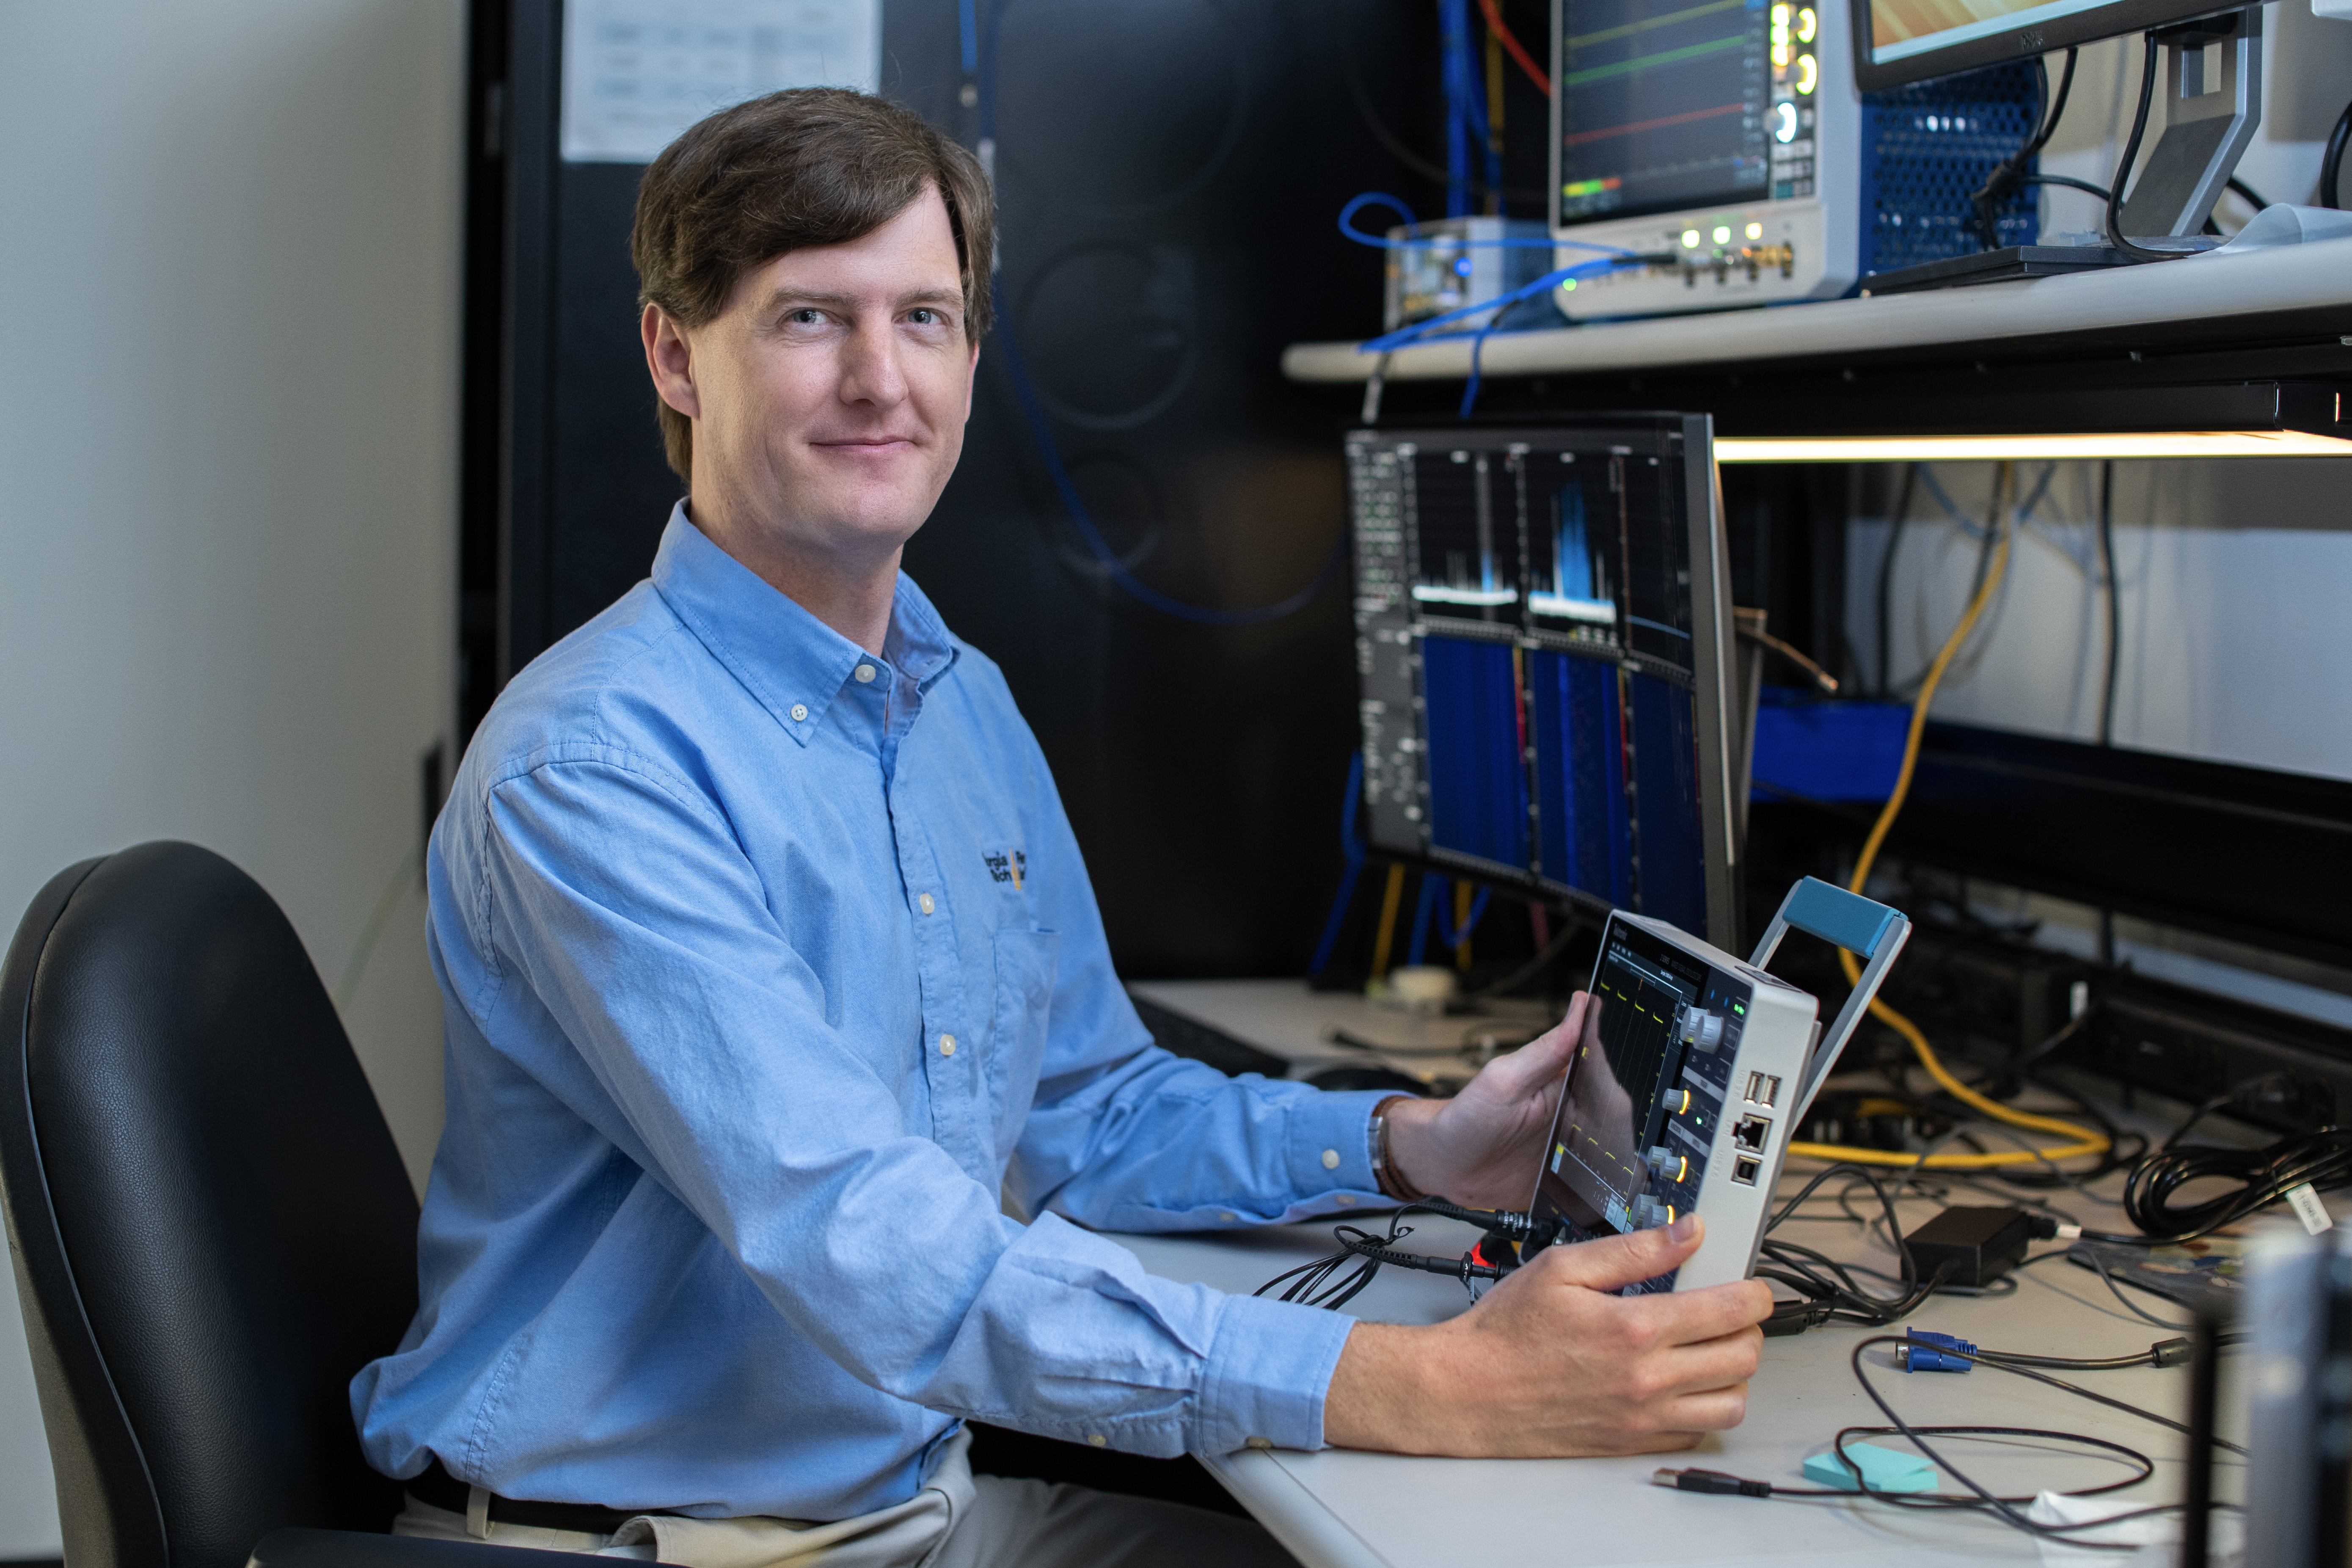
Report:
1860,7,2262,295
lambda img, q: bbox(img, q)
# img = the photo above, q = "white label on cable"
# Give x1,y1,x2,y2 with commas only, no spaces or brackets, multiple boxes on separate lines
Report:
2286,1182,2333,1235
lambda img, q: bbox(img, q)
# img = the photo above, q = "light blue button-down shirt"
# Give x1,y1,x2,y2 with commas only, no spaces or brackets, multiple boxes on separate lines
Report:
351,507,1385,1522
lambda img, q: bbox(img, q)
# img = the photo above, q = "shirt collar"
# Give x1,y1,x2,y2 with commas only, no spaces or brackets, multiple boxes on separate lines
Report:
649,502,960,747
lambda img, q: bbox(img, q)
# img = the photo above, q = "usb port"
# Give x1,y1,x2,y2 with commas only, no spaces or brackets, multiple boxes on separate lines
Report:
1732,1114,1771,1153
1731,1153,1763,1185
1743,1072,1781,1108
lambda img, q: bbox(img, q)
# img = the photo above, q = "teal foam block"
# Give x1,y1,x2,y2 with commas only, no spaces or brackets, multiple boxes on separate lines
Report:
1802,1442,1940,1494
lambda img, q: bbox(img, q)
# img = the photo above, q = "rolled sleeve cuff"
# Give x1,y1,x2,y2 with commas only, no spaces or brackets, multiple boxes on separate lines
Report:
1286,1087,1392,1203
1194,1291,1355,1455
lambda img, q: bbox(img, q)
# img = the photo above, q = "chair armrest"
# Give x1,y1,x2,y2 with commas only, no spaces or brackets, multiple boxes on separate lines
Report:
249,1527,587,1568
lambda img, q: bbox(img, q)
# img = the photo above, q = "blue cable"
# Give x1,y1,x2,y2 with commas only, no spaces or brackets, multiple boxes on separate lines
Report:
1441,0,1472,217
1336,193,1625,251
1435,881,1492,948
1406,874,1493,967
1308,754,1369,976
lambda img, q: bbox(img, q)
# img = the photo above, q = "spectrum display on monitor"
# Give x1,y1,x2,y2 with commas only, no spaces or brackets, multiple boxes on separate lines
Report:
1345,419,1739,944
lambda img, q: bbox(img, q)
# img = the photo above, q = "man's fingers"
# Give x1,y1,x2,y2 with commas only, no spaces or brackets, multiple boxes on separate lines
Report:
1641,1279,1774,1347
1486,995,1584,1091
1531,1212,1705,1293
1652,1385,1752,1434
1642,1326,1763,1400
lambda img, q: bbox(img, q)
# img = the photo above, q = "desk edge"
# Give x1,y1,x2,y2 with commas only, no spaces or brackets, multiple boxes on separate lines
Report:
1198,1449,1396,1568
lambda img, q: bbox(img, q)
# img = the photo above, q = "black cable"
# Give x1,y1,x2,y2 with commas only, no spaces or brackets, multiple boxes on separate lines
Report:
2324,97,2350,210
2223,175,2268,212
2098,460,2119,746
2104,34,2179,264
1971,50,2076,249
1656,1423,2155,1507
2023,173,2113,201
1876,464,1915,699
1840,1334,2242,1545
2052,1111,2352,1246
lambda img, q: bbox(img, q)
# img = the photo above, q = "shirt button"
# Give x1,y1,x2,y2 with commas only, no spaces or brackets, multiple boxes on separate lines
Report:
1336,1194,1357,1207
939,1034,956,1057
1321,1149,1340,1170
1086,1434,1108,1447
1246,1436,1273,1451
918,894,936,915
790,703,809,722
1220,1211,1237,1223
854,664,876,683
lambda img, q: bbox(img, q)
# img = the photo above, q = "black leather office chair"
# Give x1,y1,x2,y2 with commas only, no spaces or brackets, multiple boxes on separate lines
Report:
0,843,563,1568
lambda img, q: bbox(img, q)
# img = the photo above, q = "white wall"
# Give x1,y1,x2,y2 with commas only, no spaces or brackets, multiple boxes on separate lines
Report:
1846,457,2352,782
0,1,465,1554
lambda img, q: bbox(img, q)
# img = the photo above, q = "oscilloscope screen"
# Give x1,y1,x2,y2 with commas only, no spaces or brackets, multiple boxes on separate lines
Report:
1537,928,1704,1235
1556,0,1773,223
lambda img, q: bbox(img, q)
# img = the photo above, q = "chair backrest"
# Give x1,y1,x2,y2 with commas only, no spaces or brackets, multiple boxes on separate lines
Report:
0,842,421,1568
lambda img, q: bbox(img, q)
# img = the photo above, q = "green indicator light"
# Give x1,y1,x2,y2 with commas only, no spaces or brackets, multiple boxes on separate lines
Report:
1732,1002,1746,1014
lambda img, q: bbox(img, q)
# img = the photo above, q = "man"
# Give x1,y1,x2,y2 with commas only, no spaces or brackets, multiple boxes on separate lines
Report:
353,88,1768,1568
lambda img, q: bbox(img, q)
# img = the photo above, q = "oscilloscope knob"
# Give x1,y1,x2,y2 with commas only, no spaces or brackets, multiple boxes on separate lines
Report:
1675,1003,1726,1053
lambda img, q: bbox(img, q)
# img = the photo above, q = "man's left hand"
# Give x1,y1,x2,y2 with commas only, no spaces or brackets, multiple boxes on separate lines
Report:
1381,990,1589,1210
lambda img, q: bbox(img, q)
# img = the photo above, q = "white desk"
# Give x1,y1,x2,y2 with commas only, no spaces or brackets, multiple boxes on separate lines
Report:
1114,980,2248,1568
1113,1200,2241,1568
1127,976,1561,1090
1277,234,2352,385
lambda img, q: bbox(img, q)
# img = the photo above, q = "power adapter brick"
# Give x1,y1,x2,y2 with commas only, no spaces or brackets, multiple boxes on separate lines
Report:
1902,1206,2039,1288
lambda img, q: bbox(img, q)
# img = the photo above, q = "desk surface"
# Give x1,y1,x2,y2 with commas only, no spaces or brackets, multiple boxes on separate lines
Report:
1113,980,2248,1568
1116,1198,2237,1568
1278,234,2352,386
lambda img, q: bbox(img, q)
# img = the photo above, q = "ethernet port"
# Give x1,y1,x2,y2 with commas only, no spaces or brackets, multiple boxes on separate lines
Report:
1732,1114,1771,1153
1730,1153,1763,1186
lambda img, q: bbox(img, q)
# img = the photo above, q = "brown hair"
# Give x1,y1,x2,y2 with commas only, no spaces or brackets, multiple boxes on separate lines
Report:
631,88,996,482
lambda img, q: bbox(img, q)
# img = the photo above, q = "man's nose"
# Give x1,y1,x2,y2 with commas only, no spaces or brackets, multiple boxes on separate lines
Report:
839,320,908,406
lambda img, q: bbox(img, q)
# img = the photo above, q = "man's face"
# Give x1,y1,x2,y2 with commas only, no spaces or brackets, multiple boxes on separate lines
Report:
644,187,978,575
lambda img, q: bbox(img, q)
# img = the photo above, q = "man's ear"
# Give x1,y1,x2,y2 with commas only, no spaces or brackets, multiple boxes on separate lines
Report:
643,303,700,420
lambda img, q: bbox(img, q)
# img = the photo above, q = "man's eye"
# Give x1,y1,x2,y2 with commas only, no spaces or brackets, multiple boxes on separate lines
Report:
908,309,939,325
789,309,825,325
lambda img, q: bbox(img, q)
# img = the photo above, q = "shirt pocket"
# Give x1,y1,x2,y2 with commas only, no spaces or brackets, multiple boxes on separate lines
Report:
988,926,1060,1157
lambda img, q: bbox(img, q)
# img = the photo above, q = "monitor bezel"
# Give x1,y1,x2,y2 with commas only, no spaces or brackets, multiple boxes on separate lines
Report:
1848,0,2242,91
1344,416,1741,951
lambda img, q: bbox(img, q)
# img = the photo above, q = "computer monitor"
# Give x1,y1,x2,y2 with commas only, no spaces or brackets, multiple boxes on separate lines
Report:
1848,0,2261,245
1345,417,1741,947
1851,0,2243,89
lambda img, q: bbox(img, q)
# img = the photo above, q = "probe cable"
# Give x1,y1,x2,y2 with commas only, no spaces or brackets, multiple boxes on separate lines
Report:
1787,465,2112,1173
1254,1199,1523,1310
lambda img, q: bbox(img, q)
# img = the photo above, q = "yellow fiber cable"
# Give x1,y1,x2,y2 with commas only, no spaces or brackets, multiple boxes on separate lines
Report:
1786,464,2111,1171
1454,880,1476,972
1369,863,1407,979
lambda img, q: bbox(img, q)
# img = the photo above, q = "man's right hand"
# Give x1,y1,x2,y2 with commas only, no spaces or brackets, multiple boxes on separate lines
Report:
1321,1213,1771,1458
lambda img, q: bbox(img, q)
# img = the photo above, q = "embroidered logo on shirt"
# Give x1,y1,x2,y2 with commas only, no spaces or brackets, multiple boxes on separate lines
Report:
983,849,1027,890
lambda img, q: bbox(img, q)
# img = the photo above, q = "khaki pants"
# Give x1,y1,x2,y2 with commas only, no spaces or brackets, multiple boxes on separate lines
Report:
392,1431,1296,1568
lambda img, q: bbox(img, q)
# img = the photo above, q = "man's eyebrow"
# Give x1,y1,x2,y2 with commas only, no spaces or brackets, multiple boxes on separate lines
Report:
760,285,966,314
